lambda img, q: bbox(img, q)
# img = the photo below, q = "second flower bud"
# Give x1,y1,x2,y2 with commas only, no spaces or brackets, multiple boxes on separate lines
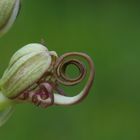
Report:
0,0,21,37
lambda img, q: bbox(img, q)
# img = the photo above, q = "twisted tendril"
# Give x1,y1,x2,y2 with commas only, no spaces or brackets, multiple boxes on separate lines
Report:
53,52,95,105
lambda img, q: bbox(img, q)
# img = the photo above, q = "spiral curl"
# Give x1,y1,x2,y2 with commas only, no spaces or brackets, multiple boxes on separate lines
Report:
54,52,95,104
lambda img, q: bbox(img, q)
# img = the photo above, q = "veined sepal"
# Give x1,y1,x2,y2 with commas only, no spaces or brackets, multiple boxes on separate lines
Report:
0,43,53,98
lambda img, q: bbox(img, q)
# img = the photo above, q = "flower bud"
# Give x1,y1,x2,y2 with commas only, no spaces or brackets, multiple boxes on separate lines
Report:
0,0,21,37
0,43,54,98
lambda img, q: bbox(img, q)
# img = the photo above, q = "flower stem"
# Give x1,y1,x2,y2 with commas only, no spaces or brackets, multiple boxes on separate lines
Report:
0,91,12,110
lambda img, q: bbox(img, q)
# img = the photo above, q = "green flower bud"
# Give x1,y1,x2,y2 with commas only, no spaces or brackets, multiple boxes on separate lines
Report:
0,0,21,37
0,43,54,98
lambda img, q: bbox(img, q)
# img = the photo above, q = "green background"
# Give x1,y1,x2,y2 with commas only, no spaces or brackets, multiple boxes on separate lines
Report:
0,0,140,140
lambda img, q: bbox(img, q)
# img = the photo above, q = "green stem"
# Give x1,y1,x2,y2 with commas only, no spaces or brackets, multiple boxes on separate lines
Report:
0,91,12,111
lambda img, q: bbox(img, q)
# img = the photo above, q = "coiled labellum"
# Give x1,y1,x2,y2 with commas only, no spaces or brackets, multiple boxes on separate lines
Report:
0,43,95,126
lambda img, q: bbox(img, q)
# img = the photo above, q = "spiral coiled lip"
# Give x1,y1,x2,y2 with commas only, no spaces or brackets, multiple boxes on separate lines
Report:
54,52,94,87
52,52,95,105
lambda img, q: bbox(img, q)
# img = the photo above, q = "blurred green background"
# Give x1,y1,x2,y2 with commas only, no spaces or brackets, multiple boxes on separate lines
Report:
0,0,140,140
